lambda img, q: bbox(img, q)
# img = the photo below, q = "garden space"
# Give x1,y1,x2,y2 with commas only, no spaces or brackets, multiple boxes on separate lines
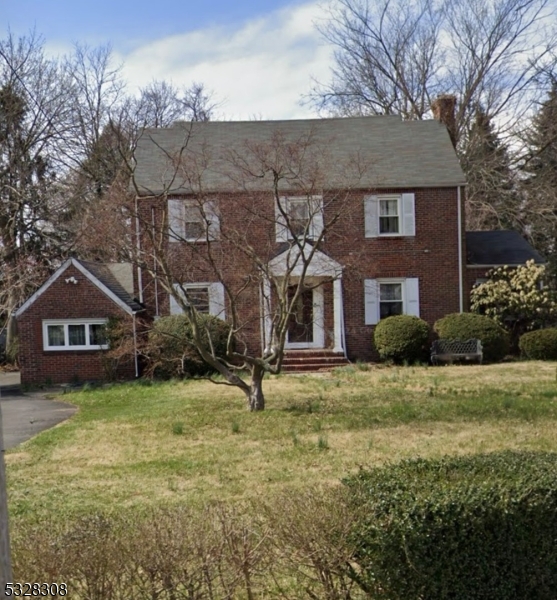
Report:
7,362,557,598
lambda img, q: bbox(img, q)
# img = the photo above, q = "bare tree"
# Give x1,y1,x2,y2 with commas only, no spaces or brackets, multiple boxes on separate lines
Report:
134,81,218,129
60,48,218,262
0,31,218,356
129,126,364,410
0,33,76,353
314,0,557,143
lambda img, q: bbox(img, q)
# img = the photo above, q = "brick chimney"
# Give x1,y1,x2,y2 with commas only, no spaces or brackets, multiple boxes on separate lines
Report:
431,94,457,148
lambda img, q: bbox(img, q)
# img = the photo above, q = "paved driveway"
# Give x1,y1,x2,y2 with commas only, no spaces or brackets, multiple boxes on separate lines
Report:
0,373,77,449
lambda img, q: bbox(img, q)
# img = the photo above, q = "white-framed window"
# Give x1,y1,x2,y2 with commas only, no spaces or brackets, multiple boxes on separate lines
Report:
364,278,420,325
168,198,220,242
364,193,415,237
275,196,324,242
43,319,108,351
169,282,226,319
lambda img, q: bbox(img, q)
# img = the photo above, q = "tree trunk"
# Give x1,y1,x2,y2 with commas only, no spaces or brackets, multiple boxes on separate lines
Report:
247,366,265,411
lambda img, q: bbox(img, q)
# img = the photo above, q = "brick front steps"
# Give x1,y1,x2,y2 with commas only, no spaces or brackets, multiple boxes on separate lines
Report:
281,350,350,373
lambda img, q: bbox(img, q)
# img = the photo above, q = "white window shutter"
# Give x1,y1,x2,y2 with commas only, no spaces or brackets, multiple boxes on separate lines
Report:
275,197,289,242
168,199,184,241
364,279,379,325
205,201,220,241
209,282,226,320
310,196,324,240
364,196,379,238
402,193,415,236
170,285,184,315
405,278,420,317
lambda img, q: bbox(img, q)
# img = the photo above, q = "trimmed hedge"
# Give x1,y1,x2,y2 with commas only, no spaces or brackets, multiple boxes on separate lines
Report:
147,314,231,378
434,312,509,362
344,451,557,600
519,328,557,360
374,315,429,363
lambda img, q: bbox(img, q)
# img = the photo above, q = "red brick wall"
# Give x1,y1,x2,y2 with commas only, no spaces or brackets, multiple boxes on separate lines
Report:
328,187,463,360
17,264,136,385
137,186,464,362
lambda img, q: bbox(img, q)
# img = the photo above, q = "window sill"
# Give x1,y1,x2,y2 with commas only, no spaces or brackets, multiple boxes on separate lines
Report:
43,346,109,353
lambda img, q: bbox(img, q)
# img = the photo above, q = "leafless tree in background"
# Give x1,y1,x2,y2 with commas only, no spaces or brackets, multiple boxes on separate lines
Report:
313,0,557,235
314,0,557,144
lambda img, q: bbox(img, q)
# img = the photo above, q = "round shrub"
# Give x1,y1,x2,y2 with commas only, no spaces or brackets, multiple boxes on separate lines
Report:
434,312,509,362
344,451,557,600
519,328,557,360
147,314,231,378
374,315,429,363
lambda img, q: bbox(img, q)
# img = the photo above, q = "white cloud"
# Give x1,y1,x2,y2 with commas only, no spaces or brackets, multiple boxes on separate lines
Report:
118,1,334,120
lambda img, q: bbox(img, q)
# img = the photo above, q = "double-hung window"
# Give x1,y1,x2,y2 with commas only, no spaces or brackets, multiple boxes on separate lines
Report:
289,198,311,238
365,193,415,237
364,278,420,325
183,203,206,241
378,282,403,319
379,197,400,234
43,320,108,351
275,196,324,242
168,198,220,242
170,282,226,319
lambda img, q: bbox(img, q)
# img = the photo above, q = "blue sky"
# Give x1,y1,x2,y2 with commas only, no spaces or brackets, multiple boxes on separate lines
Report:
3,0,334,119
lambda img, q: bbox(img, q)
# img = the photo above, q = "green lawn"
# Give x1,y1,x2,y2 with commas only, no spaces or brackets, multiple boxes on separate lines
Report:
7,361,557,521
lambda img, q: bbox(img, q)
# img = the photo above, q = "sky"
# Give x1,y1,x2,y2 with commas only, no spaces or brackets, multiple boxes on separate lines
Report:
3,0,335,120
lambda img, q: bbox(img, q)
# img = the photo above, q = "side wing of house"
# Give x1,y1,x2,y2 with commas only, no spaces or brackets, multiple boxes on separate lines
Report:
16,259,142,385
465,230,546,297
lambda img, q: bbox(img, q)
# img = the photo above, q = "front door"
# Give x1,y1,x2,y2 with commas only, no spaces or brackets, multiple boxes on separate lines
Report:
285,284,325,349
287,286,314,344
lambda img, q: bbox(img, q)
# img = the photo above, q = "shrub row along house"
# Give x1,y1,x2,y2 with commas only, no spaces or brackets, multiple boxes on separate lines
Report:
15,98,544,385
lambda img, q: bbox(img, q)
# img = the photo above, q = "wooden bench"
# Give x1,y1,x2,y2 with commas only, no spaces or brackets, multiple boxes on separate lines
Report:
431,339,483,365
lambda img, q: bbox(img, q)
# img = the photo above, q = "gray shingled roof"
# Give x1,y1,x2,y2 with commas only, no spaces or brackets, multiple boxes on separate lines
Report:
133,116,466,195
466,231,545,266
79,260,143,313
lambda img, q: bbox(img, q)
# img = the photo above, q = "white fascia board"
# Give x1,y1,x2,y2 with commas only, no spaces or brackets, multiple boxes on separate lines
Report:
465,263,546,268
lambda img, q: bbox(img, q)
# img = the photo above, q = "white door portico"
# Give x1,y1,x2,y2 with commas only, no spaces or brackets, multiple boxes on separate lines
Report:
262,246,345,354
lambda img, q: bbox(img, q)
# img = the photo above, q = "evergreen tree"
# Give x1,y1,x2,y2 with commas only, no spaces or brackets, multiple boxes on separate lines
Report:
522,83,557,268
461,107,519,231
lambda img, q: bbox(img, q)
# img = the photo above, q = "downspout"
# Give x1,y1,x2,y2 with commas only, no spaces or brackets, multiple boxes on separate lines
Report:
259,281,266,355
133,313,139,378
457,186,464,313
135,196,144,304
339,281,347,359
151,206,159,317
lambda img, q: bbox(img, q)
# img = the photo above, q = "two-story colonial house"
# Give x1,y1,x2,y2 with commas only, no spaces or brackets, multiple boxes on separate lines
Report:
131,110,467,368
16,106,549,384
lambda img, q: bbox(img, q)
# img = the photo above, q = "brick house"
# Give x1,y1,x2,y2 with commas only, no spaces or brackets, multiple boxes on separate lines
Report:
15,259,143,385
15,113,547,383
132,112,468,366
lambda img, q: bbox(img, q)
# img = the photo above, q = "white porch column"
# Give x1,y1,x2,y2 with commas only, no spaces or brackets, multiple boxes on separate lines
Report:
333,278,344,353
263,278,273,354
